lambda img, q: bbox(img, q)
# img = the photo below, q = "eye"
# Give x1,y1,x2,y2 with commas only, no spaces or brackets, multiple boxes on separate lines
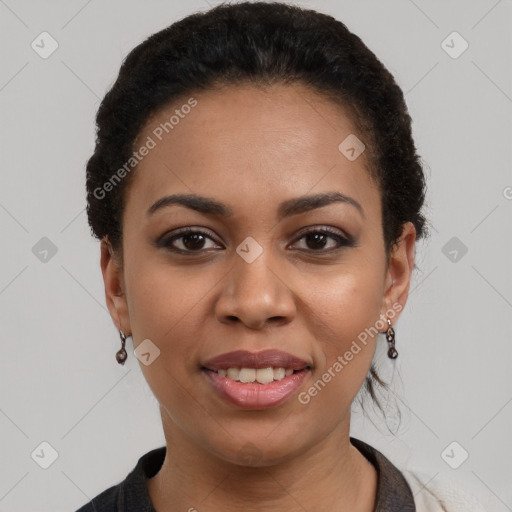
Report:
156,226,355,255
289,227,355,252
157,227,222,253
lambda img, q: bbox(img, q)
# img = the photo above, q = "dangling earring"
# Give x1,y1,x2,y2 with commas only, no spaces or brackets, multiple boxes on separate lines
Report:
116,330,128,365
385,318,398,359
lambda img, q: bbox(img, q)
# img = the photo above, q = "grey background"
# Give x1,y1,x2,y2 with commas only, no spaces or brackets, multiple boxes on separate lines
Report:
0,0,511,510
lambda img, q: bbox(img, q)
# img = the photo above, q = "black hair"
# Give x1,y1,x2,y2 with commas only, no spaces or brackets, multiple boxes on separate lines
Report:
85,1,428,416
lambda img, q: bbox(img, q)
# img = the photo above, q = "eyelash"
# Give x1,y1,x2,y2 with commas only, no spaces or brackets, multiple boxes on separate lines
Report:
156,226,355,255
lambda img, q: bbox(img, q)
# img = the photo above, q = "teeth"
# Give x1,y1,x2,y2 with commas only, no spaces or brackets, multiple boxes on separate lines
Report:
218,367,297,383
227,367,239,380
273,367,285,380
256,367,274,384
239,368,256,383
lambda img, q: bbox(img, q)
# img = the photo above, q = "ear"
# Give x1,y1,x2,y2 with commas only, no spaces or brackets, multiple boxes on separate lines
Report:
100,237,131,334
379,222,417,323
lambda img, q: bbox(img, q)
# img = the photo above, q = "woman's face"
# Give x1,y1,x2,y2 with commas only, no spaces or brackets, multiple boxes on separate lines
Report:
102,83,415,465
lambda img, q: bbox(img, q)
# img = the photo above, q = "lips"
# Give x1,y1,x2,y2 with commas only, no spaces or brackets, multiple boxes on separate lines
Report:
201,349,312,409
201,349,310,371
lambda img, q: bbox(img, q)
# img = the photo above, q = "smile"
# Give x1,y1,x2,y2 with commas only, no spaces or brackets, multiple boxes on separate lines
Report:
216,367,294,383
201,349,312,409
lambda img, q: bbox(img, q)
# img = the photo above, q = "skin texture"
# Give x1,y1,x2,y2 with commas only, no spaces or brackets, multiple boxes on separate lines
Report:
100,83,416,512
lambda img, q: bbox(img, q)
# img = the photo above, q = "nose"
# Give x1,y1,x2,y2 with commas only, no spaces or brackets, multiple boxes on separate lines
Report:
215,249,296,330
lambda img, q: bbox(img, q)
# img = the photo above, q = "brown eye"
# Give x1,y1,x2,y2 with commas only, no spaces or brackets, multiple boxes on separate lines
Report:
177,233,208,251
290,227,355,252
157,228,222,253
303,232,332,250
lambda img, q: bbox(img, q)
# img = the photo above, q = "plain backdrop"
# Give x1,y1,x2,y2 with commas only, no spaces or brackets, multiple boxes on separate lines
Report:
0,1,511,510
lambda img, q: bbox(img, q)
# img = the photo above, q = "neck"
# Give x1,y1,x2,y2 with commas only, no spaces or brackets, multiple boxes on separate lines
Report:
148,412,377,512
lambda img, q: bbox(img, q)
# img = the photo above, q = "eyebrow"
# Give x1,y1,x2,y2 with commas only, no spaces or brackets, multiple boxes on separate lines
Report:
147,191,364,220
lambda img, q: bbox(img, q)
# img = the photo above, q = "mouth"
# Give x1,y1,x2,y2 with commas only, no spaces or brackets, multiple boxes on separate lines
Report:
201,350,312,409
210,366,299,383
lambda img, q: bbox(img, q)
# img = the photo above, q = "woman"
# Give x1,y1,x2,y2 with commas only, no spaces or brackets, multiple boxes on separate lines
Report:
77,2,485,510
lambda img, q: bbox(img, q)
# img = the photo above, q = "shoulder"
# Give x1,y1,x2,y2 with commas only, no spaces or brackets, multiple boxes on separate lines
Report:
74,446,166,512
74,481,122,512
402,470,487,512
74,482,120,512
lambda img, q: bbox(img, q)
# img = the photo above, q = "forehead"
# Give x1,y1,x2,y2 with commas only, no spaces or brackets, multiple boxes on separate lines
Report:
126,83,380,220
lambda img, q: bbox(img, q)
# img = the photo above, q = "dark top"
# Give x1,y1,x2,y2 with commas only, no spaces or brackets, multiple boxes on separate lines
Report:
75,437,415,511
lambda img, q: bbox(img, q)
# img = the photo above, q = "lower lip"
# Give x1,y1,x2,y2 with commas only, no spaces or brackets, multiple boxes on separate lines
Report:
203,369,310,409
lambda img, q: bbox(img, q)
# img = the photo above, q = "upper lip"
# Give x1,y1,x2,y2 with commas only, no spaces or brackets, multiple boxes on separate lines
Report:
201,349,311,371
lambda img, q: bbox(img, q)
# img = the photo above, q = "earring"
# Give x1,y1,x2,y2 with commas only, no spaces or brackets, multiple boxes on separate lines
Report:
385,318,398,359
116,330,128,365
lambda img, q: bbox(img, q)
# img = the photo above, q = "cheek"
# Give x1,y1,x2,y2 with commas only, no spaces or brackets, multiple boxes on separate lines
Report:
125,255,212,341
125,263,204,423
123,258,208,395
303,264,384,345
300,268,383,401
